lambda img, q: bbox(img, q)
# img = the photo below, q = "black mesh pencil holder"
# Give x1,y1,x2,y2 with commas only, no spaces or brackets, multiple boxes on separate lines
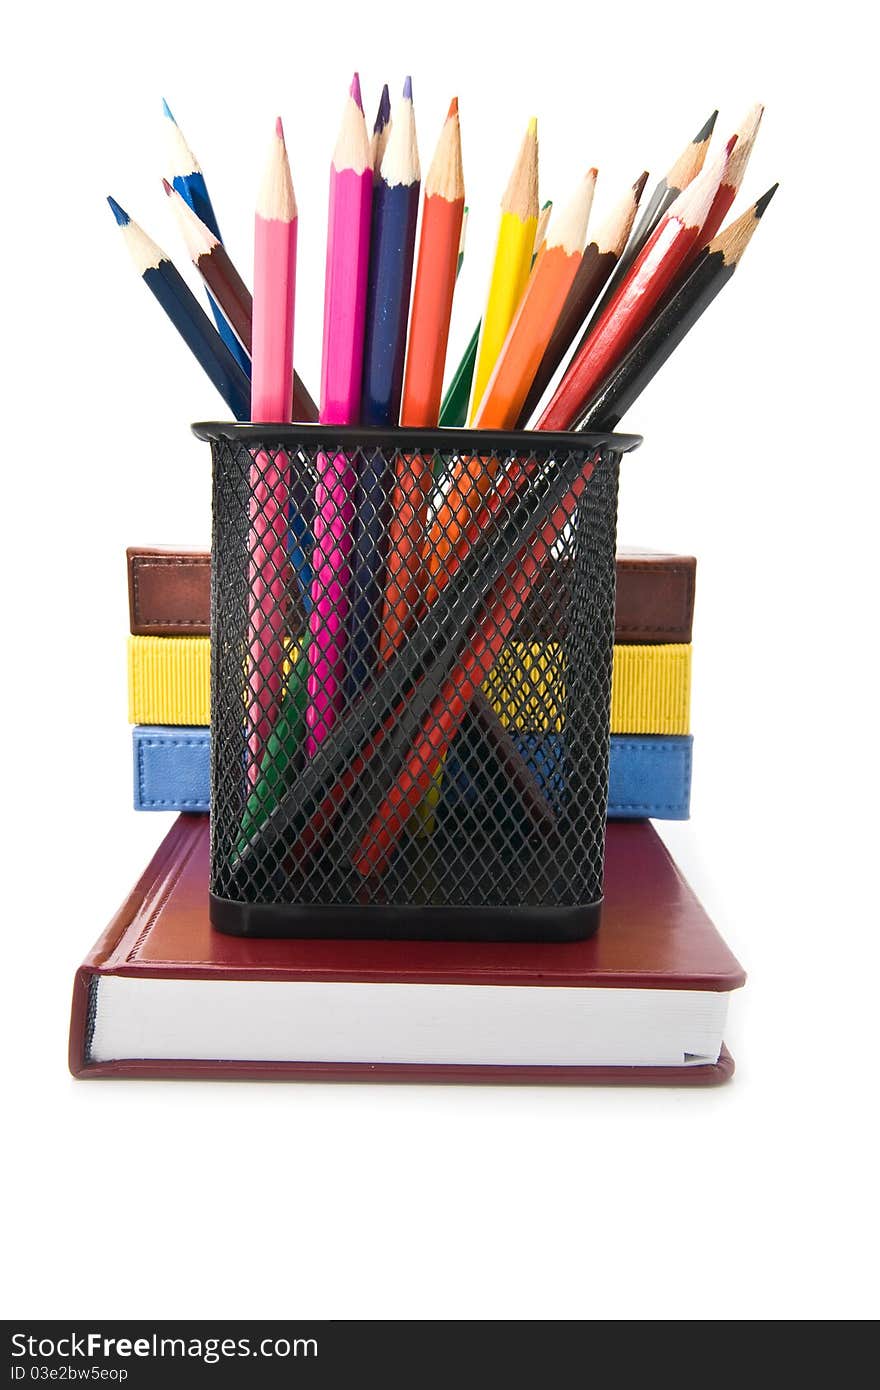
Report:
193,422,641,941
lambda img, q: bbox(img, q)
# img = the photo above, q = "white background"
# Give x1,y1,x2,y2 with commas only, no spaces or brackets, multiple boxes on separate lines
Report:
2,0,878,1321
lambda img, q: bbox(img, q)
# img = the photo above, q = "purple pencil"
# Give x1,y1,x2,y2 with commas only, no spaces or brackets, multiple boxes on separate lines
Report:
305,72,373,755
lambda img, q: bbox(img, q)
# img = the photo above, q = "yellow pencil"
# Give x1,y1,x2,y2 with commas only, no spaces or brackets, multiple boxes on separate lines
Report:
468,118,539,420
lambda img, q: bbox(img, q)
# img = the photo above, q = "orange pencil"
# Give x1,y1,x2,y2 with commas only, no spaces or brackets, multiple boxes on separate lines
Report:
473,171,596,430
379,98,465,659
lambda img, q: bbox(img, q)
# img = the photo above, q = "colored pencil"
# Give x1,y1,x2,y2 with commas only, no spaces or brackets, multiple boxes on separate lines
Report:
163,182,319,422
516,172,648,426
347,79,422,691
305,73,373,754
468,118,539,420
361,77,421,425
588,110,717,330
379,96,465,660
699,103,764,245
435,207,472,429
351,186,780,875
107,196,250,420
473,172,595,430
370,84,392,172
533,198,553,257
538,136,735,431
252,120,298,421
246,119,299,776
164,180,252,353
235,441,601,872
162,99,251,375
571,187,777,432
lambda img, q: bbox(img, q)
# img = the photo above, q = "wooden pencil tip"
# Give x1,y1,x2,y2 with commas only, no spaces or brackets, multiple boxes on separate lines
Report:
634,170,649,199
724,133,738,156
161,98,176,123
107,195,130,226
403,75,413,100
161,177,173,196
447,96,459,118
695,109,719,143
527,116,538,137
275,115,285,141
350,72,363,111
755,182,779,217
375,84,391,131
541,197,552,209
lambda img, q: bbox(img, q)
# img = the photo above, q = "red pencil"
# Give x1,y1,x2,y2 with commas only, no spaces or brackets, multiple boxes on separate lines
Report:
699,104,764,245
538,135,736,431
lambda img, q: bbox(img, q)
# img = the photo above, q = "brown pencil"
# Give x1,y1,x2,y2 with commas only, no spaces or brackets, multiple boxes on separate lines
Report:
516,172,648,426
164,179,318,422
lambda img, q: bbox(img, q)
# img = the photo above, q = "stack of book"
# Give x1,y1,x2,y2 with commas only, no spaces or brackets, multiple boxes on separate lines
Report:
67,540,746,1086
126,544,696,821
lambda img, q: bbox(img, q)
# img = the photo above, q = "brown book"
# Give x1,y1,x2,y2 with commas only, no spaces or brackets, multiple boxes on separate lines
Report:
69,816,742,1084
127,545,696,643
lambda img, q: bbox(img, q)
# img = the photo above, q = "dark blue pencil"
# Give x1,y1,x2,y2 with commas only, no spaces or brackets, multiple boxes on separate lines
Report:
370,83,392,172
348,78,421,692
162,99,252,377
107,196,251,421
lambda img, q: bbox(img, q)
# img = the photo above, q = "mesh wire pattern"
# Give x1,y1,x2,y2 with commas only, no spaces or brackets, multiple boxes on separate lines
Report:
195,423,636,941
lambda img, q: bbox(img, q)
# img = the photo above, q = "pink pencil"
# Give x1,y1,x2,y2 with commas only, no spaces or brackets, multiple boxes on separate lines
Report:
305,72,373,754
247,118,298,779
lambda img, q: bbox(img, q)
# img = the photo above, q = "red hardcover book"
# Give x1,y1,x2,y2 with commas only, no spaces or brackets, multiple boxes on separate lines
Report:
69,817,744,1085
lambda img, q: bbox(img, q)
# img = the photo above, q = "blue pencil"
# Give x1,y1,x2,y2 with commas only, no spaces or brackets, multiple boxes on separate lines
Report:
107,196,251,421
162,100,252,376
348,78,421,692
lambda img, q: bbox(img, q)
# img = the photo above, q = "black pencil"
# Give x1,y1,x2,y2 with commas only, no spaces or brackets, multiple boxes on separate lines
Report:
571,187,778,433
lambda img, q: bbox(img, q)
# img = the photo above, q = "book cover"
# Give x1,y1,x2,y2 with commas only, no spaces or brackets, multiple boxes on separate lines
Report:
70,816,741,1084
127,545,697,644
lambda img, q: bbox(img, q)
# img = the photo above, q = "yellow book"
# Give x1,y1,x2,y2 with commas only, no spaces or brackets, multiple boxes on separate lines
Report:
127,636,211,726
128,636,691,736
484,642,692,736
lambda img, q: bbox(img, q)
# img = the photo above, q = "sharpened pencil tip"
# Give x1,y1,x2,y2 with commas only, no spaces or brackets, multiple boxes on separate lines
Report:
755,182,779,217
350,72,363,111
403,75,413,100
375,84,391,132
107,195,130,226
527,116,538,137
724,133,738,156
694,110,719,143
634,170,650,199
447,96,459,118
161,98,176,124
541,197,552,209
161,178,173,196
275,115,285,141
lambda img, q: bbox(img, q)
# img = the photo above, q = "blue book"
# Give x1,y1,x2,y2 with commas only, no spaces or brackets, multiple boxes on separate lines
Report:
133,726,692,820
